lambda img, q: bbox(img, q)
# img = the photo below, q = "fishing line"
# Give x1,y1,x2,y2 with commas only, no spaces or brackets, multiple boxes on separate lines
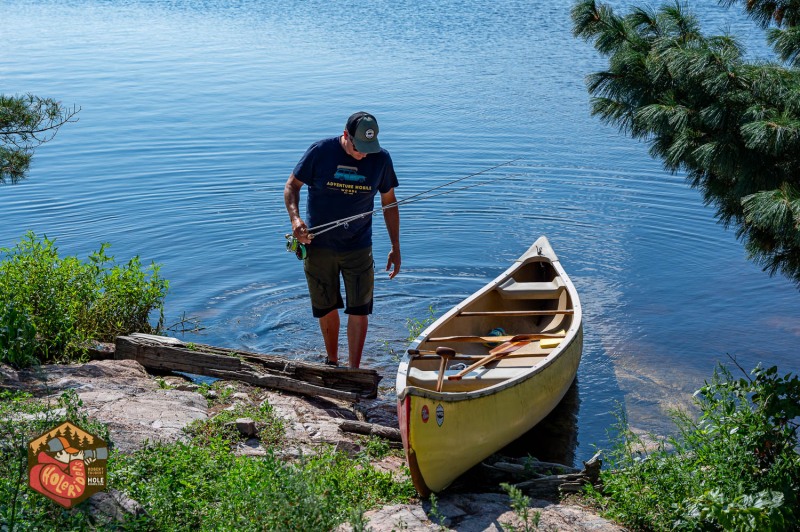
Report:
285,157,521,259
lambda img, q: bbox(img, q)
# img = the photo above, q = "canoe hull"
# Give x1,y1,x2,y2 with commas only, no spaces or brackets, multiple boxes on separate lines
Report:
396,236,583,495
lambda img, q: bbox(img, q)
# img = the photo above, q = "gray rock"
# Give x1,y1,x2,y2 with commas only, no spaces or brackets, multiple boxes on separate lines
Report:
340,492,626,532
17,359,207,453
235,417,258,437
334,440,361,458
0,363,20,387
89,488,147,522
231,392,251,403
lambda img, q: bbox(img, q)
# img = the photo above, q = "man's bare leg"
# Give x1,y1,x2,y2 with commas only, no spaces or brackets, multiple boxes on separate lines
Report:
319,310,340,364
347,314,368,368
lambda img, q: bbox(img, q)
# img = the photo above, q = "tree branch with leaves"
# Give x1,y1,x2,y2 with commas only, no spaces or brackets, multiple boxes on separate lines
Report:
0,93,80,184
572,0,800,287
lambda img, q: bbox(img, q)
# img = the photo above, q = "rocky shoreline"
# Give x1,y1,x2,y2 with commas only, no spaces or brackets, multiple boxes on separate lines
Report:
3,360,623,531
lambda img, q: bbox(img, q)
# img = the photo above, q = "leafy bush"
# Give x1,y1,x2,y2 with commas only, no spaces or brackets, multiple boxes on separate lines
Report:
0,303,37,368
0,231,168,366
593,363,800,531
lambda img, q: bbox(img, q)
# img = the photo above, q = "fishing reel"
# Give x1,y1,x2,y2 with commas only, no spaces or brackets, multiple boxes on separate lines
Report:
285,234,307,260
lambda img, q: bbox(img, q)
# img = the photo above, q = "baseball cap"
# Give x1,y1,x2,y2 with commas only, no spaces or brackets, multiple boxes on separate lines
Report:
346,112,381,154
48,436,79,454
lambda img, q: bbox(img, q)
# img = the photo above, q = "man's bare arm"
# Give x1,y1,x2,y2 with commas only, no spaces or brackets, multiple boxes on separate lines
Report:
381,189,401,279
284,174,311,244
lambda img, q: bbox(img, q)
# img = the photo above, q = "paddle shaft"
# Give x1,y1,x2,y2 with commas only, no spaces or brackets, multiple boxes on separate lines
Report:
446,339,531,381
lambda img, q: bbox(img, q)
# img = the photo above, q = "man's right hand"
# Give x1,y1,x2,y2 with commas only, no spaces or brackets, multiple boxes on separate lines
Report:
292,218,312,244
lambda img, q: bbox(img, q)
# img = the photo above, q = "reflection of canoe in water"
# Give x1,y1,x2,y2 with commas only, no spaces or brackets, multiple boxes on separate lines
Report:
395,236,583,495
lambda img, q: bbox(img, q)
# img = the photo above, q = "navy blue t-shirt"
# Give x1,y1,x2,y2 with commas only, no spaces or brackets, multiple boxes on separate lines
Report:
293,136,398,251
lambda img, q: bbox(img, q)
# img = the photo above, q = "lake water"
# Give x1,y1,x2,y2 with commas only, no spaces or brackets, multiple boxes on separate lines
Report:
2,0,798,463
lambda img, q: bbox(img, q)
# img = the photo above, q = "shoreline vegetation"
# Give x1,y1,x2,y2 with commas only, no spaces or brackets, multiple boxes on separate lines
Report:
1,232,799,530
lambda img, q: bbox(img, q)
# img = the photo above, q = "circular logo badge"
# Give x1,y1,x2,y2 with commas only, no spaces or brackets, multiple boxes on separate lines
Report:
365,129,375,140
421,405,429,423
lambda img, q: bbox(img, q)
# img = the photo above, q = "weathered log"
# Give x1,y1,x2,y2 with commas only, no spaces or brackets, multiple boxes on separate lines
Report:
339,420,402,442
488,458,581,476
114,334,381,401
513,451,603,498
456,451,602,497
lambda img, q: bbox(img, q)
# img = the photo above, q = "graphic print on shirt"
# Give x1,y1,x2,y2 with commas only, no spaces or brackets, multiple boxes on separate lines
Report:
328,166,372,195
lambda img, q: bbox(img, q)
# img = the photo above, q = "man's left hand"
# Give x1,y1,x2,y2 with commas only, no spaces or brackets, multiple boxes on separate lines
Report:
386,248,401,279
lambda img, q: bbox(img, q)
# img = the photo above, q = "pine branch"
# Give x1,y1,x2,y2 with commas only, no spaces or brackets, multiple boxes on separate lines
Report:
0,94,80,184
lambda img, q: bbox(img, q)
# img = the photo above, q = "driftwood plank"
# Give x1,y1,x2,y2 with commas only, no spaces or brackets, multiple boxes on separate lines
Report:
339,420,402,442
114,334,380,401
206,368,360,403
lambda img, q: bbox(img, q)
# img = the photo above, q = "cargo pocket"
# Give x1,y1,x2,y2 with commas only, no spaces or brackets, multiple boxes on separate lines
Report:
304,259,343,317
344,250,374,314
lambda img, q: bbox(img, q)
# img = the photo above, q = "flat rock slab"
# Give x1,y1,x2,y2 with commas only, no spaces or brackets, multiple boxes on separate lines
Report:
346,492,625,531
14,359,207,453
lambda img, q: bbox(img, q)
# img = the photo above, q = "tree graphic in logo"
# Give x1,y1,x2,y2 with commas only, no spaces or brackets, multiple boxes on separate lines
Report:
28,421,108,508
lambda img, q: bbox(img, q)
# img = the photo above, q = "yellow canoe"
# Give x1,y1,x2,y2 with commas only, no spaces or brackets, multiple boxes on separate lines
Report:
395,236,583,495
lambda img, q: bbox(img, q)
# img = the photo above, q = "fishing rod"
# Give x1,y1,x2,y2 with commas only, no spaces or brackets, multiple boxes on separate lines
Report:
285,157,521,259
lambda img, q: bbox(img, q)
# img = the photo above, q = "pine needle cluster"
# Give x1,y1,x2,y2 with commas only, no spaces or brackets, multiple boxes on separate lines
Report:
572,0,800,286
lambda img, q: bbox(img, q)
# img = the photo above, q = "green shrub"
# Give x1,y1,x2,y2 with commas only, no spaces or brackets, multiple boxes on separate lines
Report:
0,231,168,366
0,303,38,368
594,363,800,531
183,401,285,448
110,436,416,531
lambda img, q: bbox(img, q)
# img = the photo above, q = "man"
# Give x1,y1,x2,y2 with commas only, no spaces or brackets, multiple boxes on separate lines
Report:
284,112,400,369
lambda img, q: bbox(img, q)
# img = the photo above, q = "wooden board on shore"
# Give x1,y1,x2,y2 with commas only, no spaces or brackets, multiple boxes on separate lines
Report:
114,333,381,401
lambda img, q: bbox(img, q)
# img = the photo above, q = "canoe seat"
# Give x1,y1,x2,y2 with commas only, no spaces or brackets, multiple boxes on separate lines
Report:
496,277,564,299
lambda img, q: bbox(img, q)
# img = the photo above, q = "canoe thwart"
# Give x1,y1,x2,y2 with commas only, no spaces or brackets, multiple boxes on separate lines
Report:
426,333,566,343
457,309,574,317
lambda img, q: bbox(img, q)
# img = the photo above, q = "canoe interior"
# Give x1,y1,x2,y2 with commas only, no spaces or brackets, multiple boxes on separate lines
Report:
408,256,574,393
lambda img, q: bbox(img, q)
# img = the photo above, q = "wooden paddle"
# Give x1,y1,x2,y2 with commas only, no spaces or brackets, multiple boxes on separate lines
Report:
434,347,457,392
447,338,532,381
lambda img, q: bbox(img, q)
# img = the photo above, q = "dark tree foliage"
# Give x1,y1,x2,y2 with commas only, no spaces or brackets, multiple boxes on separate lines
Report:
0,94,79,184
572,0,800,287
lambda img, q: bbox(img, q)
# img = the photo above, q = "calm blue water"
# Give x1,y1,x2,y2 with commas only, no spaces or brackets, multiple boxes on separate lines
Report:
2,1,798,462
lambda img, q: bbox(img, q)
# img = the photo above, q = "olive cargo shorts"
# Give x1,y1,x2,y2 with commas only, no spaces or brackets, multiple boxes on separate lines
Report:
303,246,374,318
